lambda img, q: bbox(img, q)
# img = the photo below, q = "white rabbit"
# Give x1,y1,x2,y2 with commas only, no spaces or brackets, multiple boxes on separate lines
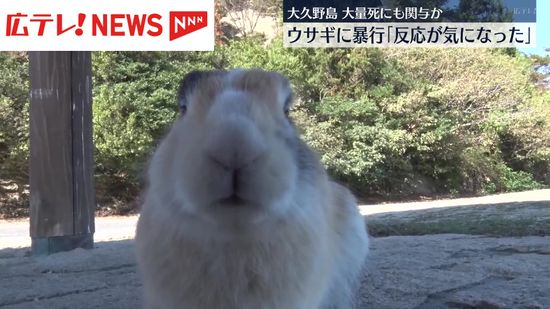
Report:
135,69,369,309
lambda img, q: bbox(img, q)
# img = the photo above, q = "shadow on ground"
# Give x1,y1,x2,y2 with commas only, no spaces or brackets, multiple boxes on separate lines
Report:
0,240,140,309
1,196,550,308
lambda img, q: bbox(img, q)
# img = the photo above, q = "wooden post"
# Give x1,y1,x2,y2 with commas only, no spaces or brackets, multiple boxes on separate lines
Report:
29,51,95,255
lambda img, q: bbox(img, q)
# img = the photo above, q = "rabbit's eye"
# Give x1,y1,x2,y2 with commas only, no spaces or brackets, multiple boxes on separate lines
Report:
283,94,292,117
180,105,187,116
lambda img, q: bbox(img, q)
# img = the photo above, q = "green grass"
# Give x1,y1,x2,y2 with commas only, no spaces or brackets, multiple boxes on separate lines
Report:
368,218,550,237
367,201,550,237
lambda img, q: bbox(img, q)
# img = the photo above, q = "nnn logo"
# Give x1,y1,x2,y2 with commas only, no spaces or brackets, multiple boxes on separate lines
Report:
169,11,208,41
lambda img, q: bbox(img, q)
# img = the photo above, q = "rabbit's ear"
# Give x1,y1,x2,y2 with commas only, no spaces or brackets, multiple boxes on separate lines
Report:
178,70,225,115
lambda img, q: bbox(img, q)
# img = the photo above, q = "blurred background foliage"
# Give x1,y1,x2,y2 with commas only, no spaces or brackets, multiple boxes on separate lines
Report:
0,2,549,217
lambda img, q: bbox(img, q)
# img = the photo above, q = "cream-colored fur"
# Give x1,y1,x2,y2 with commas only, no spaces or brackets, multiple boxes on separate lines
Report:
135,69,369,309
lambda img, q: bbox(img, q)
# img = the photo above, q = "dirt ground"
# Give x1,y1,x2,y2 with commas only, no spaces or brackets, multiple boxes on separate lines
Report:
0,190,549,308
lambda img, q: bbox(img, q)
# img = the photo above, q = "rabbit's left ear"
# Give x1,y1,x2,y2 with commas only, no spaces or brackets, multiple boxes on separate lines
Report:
178,70,225,115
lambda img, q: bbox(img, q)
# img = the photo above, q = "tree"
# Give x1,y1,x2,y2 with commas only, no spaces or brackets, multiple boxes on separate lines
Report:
0,52,30,217
218,0,280,37
453,0,513,22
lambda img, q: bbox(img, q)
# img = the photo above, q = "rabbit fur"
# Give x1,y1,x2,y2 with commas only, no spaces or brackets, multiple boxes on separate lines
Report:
135,69,369,309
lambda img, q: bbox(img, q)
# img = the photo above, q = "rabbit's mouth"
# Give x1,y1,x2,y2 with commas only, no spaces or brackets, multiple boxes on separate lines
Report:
218,194,247,207
204,192,270,227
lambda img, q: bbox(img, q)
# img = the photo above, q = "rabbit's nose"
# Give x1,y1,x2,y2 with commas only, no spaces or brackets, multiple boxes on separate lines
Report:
204,115,266,171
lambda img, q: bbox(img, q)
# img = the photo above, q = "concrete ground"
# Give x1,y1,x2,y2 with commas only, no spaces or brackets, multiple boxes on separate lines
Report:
0,190,549,308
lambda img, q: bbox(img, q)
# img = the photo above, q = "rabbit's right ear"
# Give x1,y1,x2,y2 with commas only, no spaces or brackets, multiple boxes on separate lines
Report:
178,70,225,115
